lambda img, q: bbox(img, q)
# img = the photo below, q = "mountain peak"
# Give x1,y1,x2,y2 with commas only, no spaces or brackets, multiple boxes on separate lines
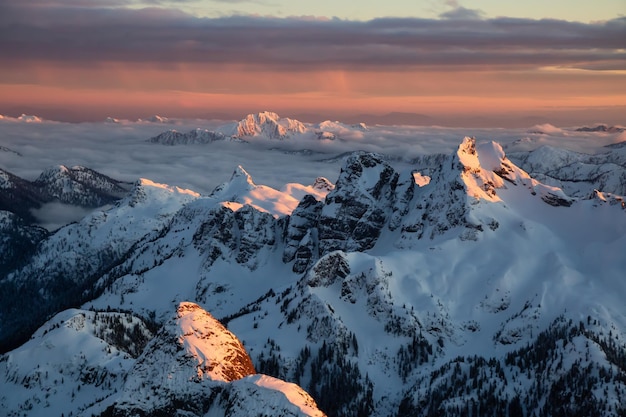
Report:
234,111,307,139
31,164,130,208
176,302,256,382
231,165,255,186
209,165,256,203
455,138,506,202
312,177,334,192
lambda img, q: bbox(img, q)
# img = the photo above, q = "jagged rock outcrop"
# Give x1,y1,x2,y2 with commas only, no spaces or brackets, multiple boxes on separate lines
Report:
192,203,279,270
318,152,399,254
148,128,232,145
2,135,626,417
592,189,626,209
234,205,278,268
397,137,577,245
283,195,323,272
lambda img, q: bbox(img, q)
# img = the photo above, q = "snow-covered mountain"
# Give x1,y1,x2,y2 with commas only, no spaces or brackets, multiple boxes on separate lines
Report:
508,141,626,197
1,134,625,417
148,111,367,144
0,165,131,224
33,165,130,207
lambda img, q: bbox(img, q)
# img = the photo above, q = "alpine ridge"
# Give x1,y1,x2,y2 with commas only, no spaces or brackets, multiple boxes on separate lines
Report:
0,134,625,417
148,111,367,144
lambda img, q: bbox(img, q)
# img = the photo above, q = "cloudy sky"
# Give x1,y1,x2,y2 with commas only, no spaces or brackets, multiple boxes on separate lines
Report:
1,0,625,126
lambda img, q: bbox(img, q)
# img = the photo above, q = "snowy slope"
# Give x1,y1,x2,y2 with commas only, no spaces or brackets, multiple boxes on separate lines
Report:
0,178,199,352
0,308,153,417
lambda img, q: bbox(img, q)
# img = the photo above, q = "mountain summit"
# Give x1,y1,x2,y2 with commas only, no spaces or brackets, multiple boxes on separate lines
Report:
229,111,307,140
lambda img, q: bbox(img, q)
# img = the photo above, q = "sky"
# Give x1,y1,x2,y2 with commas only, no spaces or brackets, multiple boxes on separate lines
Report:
0,0,625,126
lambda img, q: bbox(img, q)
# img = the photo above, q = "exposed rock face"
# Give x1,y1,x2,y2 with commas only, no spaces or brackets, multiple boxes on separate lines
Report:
306,251,351,288
192,204,278,270
397,137,570,244
148,128,231,145
2,135,626,417
318,152,399,254
193,205,239,268
175,302,256,383
234,205,277,269
283,195,323,273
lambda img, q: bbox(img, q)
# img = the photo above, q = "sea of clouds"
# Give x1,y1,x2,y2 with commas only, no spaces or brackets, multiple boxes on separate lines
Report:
1,115,624,197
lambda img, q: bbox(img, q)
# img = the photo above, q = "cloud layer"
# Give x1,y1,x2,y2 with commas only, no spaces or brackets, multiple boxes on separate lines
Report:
1,116,623,197
1,2,625,71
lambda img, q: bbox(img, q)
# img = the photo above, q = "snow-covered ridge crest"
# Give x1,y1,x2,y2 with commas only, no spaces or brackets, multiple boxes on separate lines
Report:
123,177,199,208
234,374,327,417
507,142,626,198
397,137,583,244
176,301,255,382
210,165,333,217
456,137,507,202
592,189,626,208
469,139,574,207
454,137,575,208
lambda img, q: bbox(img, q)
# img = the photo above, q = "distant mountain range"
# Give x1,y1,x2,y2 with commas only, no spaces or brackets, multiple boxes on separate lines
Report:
148,111,369,145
